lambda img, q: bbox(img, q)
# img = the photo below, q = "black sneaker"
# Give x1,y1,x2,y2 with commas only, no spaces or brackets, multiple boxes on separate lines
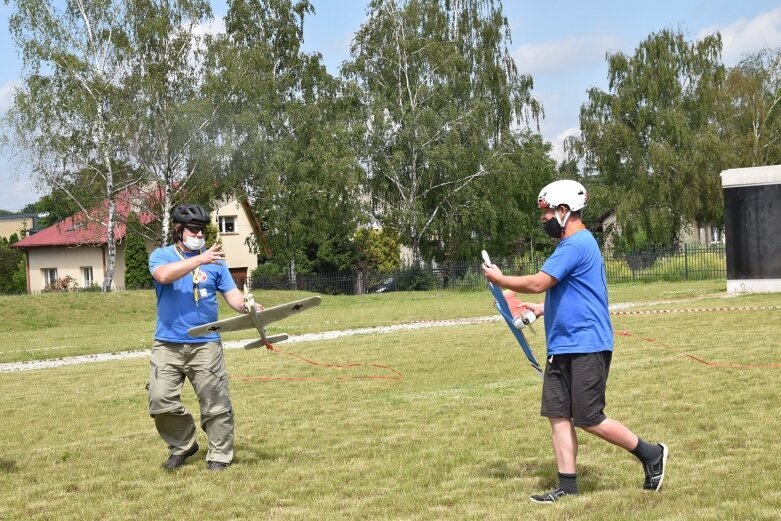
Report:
206,461,230,472
643,443,669,491
162,442,199,471
529,488,576,504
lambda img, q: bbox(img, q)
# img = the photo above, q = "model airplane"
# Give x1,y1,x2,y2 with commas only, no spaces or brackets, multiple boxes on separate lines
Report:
482,250,543,378
188,294,322,350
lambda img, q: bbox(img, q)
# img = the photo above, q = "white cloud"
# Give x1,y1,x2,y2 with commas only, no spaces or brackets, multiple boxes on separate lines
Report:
192,17,226,38
697,6,781,65
512,33,622,76
549,127,580,163
0,80,21,113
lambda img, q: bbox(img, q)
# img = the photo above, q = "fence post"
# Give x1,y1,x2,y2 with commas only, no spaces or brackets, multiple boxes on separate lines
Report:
684,243,689,280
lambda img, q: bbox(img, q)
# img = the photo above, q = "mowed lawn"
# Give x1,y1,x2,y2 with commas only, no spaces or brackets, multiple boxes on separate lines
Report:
1,282,780,520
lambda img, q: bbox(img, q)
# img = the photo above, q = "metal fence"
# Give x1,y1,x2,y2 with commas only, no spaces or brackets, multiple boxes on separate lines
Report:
604,244,726,283
248,244,727,295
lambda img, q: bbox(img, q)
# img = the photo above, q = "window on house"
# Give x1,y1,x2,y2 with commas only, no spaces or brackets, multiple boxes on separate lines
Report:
42,268,58,287
82,266,93,287
219,216,236,234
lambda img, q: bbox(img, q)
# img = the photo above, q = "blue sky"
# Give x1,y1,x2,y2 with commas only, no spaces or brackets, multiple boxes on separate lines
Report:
2,0,781,212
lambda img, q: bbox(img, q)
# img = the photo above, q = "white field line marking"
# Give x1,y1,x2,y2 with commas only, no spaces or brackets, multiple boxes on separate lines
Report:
0,316,501,373
3,302,778,373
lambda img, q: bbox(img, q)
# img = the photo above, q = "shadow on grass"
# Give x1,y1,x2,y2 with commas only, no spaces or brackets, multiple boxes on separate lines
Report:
482,460,602,491
483,459,548,480
234,444,279,465
0,458,19,473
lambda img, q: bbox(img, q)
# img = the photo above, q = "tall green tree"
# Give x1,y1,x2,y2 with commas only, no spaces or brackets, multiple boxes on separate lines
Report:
573,29,727,247
431,131,557,261
723,48,781,168
4,0,140,290
123,214,152,289
0,234,26,294
123,0,222,246
209,0,365,283
4,0,221,296
343,0,543,264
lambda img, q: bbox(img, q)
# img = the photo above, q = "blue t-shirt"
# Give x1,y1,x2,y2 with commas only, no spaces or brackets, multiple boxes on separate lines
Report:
149,245,237,343
540,230,613,355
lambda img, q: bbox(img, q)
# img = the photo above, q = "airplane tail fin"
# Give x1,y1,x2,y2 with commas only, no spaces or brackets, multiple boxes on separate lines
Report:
243,334,289,350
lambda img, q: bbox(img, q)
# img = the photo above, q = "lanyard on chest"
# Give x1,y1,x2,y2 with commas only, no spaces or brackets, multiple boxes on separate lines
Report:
174,245,203,304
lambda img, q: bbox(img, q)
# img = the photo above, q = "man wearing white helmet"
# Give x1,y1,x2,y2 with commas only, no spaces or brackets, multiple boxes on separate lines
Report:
483,180,668,503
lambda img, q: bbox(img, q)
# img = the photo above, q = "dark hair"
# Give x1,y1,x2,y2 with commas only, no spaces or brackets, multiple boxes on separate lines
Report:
171,223,185,244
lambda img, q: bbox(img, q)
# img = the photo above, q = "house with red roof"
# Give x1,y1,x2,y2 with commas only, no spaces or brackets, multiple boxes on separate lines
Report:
12,189,263,293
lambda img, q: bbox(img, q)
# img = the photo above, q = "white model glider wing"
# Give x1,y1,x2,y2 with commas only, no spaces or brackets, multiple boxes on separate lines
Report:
254,296,322,326
187,296,322,337
188,313,255,336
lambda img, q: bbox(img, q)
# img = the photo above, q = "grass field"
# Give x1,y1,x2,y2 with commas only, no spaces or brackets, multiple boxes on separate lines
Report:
1,281,781,520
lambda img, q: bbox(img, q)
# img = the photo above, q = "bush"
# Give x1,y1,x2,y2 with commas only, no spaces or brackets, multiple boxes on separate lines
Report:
250,262,290,291
355,228,401,272
457,267,485,292
43,276,79,292
252,262,285,277
396,266,436,291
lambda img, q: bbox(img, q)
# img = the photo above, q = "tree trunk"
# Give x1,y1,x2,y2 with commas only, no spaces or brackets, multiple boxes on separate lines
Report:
98,104,117,293
288,256,297,290
162,183,173,247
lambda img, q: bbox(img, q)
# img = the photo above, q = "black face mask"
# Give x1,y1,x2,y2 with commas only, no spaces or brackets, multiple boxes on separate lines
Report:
543,216,564,238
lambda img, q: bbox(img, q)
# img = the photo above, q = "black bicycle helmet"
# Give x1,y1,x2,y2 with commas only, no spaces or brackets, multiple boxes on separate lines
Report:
171,204,210,225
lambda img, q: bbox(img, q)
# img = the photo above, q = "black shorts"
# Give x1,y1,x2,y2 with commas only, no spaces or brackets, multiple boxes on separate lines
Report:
540,351,612,428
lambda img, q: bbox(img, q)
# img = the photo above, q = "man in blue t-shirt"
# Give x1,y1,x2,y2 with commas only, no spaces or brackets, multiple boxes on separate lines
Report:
483,180,668,503
147,204,258,472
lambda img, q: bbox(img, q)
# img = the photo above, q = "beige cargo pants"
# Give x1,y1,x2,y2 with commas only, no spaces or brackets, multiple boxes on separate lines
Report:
147,340,234,464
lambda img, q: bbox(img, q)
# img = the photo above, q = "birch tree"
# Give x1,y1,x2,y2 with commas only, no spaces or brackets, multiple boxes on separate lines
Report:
5,0,221,265
5,0,137,291
343,0,542,264
123,0,217,246
723,49,781,168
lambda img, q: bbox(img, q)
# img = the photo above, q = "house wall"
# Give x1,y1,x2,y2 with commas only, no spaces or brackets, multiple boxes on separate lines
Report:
113,241,127,288
214,200,259,289
27,246,106,290
0,217,35,239
25,243,130,291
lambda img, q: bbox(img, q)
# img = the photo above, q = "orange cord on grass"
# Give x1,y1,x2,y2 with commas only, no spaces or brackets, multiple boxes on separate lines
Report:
612,305,781,369
231,342,403,382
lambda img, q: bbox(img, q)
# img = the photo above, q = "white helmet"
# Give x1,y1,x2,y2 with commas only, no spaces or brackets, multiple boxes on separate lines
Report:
537,180,588,212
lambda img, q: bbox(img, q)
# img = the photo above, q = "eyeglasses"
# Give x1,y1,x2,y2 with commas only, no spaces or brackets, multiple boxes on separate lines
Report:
184,225,205,234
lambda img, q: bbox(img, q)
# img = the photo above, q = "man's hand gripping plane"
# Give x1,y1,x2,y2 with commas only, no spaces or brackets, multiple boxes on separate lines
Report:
188,293,322,350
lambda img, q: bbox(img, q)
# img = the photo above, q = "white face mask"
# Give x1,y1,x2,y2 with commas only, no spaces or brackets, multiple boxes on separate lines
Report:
183,237,205,251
